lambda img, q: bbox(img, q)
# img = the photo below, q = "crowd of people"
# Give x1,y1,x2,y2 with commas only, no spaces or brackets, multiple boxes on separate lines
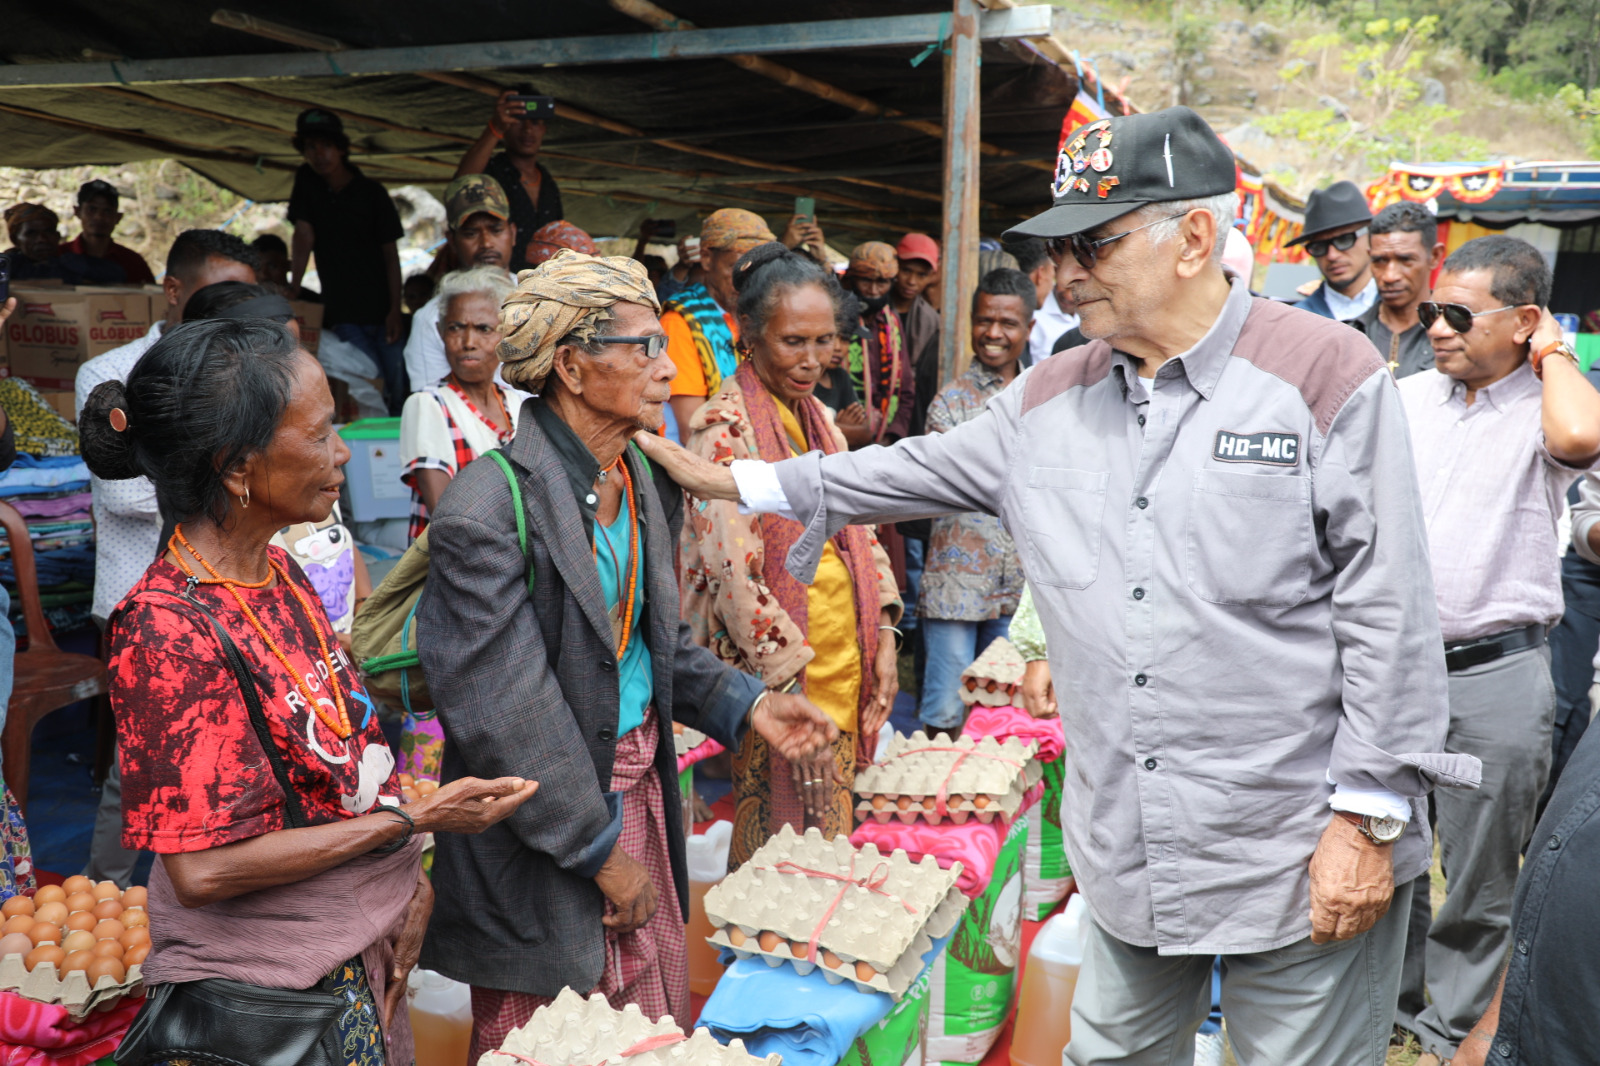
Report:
0,92,1587,1066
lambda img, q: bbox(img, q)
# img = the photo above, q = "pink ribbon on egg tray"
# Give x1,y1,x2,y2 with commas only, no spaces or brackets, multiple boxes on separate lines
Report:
492,1032,686,1066
883,744,1025,818
762,856,919,964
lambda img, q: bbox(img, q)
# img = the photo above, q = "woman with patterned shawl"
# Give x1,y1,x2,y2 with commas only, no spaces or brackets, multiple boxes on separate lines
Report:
679,243,903,869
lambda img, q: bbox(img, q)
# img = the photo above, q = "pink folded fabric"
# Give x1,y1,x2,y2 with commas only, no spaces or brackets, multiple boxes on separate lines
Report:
677,737,725,774
0,990,142,1066
850,816,1009,899
962,704,1065,762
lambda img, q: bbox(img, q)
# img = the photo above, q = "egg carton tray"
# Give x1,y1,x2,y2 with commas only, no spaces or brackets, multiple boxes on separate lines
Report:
958,637,1024,707
854,775,1030,826
672,725,709,760
704,825,968,998
482,987,778,1066
856,732,1040,810
0,952,143,1020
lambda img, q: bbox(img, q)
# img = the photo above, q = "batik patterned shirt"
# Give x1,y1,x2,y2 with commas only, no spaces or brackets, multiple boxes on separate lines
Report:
919,362,1024,621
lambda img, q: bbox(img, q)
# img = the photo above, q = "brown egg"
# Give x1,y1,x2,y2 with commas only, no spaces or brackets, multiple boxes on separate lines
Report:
61,930,95,954
120,886,148,909
61,950,93,974
25,945,63,972
789,940,810,959
119,907,148,929
946,794,966,808
33,886,65,906
1,915,32,936
92,919,125,942
0,933,33,957
921,797,936,810
725,926,747,946
854,960,877,982
397,773,415,788
27,922,60,946
973,794,991,809
91,938,123,960
60,876,91,896
64,911,97,933
33,902,68,926
895,796,912,810
756,930,782,952
870,795,887,810
91,882,120,903
822,949,843,969
416,779,439,796
124,944,149,967
64,892,95,914
401,787,420,803
86,956,125,985
0,896,33,919
91,899,123,921
118,926,150,951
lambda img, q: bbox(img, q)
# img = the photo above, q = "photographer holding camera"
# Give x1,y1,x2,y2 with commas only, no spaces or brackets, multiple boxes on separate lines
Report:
454,88,565,272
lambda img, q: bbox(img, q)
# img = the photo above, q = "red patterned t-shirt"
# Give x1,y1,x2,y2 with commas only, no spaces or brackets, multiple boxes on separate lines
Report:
108,547,400,854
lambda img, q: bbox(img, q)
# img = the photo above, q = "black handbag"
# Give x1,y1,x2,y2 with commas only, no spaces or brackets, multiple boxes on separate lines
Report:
115,590,349,1066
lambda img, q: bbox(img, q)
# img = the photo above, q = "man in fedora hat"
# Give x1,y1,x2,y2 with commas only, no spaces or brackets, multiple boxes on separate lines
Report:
634,105,1481,1066
1290,180,1378,321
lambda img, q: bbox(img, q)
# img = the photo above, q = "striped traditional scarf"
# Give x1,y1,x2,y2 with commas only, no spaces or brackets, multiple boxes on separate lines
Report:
846,306,907,442
662,283,739,394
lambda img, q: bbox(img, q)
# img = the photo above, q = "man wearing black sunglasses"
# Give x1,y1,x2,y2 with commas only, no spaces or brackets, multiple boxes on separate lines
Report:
636,105,1479,1066
1393,234,1600,1065
1287,181,1377,322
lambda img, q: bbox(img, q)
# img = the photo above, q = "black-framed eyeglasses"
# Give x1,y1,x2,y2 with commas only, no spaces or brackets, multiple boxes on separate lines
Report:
1303,228,1367,259
1047,212,1189,272
1416,301,1517,334
598,334,669,359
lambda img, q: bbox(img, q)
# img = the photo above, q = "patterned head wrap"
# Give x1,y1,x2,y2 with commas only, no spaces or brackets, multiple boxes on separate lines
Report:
5,203,58,244
700,208,775,253
848,241,899,280
498,248,661,392
524,220,598,268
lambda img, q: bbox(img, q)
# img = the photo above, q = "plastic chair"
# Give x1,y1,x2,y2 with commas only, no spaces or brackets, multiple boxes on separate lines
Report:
0,500,108,810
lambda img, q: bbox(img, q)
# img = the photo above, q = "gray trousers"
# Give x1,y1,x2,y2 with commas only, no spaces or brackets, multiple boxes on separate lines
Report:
84,747,141,886
1396,645,1555,1059
1065,880,1413,1066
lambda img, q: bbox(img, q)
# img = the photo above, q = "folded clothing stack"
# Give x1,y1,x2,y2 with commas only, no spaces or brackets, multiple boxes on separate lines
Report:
0,419,95,634
855,731,1042,827
704,825,967,998
481,987,778,1066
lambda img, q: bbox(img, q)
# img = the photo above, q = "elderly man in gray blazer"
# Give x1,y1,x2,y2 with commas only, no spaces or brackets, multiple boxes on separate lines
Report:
416,249,836,1056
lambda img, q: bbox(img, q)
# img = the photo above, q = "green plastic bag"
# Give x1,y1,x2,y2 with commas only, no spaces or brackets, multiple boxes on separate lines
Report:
927,815,1027,1064
840,961,931,1066
1024,757,1072,920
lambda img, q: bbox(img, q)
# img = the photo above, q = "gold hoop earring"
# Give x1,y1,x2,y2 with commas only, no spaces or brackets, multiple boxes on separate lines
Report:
238,484,250,509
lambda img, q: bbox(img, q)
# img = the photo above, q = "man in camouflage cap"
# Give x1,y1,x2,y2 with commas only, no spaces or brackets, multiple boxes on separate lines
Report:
405,174,518,390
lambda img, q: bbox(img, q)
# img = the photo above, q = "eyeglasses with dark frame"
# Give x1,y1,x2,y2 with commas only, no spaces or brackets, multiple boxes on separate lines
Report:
1303,228,1367,259
597,334,670,359
1416,302,1518,334
1046,211,1191,272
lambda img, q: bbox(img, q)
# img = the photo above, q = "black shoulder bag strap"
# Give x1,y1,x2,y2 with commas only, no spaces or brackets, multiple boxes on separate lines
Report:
144,588,311,829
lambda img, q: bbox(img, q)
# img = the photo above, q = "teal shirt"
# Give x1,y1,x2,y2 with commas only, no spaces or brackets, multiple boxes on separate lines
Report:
595,493,651,736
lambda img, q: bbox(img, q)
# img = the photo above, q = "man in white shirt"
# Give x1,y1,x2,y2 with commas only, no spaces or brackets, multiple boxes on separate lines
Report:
404,174,515,390
1290,180,1378,322
74,227,258,885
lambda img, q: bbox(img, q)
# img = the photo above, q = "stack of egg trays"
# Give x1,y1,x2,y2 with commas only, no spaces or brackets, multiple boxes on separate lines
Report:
704,825,968,998
482,987,780,1065
672,725,709,760
958,636,1024,707
854,731,1042,826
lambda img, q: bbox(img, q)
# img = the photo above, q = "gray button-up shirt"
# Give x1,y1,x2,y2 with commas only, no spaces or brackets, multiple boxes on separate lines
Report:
1351,302,1434,378
759,279,1481,954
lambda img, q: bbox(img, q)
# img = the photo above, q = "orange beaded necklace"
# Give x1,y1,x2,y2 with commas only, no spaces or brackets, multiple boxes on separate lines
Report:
592,456,641,660
170,524,354,739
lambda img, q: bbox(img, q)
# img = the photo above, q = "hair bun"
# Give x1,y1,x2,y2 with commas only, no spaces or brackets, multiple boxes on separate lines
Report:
731,241,792,294
78,380,142,481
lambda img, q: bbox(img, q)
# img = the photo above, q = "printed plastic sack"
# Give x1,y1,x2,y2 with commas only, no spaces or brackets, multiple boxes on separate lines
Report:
927,815,1026,1064
839,963,930,1066
1024,757,1072,920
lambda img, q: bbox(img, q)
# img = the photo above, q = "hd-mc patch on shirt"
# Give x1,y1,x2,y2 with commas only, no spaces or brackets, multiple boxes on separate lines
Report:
1212,430,1301,467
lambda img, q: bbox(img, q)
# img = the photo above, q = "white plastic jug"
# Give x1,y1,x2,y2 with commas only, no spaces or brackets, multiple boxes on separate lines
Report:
1010,895,1087,1066
686,819,734,995
410,969,472,1066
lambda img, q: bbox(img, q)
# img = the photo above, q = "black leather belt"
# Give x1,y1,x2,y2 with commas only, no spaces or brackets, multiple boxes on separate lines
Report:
1444,624,1546,673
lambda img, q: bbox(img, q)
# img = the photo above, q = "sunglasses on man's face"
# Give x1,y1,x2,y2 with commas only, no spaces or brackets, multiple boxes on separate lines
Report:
1046,211,1190,272
1416,302,1517,334
598,334,670,359
1304,228,1366,259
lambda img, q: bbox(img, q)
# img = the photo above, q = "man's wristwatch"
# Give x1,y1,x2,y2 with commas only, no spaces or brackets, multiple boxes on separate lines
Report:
1337,810,1405,845
1532,339,1578,378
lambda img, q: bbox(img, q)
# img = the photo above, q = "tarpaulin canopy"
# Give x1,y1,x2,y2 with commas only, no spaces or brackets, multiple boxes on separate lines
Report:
0,2,1091,241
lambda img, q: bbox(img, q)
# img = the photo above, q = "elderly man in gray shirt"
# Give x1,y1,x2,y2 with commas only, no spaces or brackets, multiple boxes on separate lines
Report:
639,107,1480,1066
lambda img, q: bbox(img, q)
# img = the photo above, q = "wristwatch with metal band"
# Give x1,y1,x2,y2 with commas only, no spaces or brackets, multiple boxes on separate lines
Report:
1338,810,1405,845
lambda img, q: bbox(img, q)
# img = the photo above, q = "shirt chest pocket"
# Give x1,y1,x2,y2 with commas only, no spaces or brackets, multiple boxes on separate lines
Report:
1021,467,1109,589
1185,469,1314,607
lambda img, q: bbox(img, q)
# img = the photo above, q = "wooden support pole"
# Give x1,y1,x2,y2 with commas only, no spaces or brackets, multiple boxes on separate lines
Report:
938,0,982,390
